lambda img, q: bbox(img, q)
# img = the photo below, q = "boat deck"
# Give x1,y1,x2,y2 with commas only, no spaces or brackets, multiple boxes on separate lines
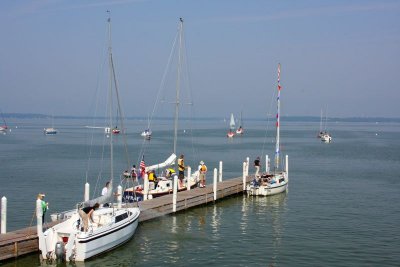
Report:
0,175,252,261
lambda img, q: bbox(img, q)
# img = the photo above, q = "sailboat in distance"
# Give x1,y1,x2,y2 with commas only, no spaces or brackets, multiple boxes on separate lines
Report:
246,63,289,196
236,111,244,135
227,113,235,138
0,110,9,133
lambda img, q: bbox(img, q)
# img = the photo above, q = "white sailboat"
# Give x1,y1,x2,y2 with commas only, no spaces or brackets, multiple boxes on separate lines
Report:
124,18,199,201
39,13,140,262
141,114,152,139
246,63,289,196
227,113,235,138
44,115,57,135
0,110,9,133
319,108,332,143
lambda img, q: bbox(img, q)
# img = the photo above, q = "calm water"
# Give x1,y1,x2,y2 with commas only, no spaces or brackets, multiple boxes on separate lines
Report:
0,118,399,266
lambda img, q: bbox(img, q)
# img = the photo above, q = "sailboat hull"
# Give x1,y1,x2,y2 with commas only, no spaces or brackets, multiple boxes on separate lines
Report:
39,207,140,262
246,172,288,196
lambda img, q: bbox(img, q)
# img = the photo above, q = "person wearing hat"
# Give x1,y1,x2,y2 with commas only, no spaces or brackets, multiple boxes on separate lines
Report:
37,193,48,224
198,161,207,188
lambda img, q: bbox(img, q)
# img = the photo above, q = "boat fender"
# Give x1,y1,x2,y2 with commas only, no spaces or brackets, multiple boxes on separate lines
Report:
55,241,66,261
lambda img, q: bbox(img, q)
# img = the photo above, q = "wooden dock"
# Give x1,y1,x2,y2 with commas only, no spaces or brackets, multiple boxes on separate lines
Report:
0,175,252,261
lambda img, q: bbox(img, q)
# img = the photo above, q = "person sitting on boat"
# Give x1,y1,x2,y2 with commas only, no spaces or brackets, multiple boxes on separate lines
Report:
79,203,100,232
165,168,176,178
130,165,137,180
148,170,158,190
198,161,207,188
178,154,185,188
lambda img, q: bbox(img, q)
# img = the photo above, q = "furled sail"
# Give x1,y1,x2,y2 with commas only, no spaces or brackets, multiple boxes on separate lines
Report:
81,180,114,208
145,153,177,172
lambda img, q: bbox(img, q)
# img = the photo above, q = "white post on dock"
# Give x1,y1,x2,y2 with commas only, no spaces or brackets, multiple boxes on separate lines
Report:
173,174,178,212
265,155,270,174
219,161,223,182
285,155,289,179
84,182,90,201
143,174,149,201
187,166,191,191
117,185,122,209
36,198,43,235
1,196,6,234
242,162,247,191
246,157,250,177
213,168,218,201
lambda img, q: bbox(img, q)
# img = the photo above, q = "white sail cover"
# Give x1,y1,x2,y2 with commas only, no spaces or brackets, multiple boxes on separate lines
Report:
82,179,114,208
145,153,176,172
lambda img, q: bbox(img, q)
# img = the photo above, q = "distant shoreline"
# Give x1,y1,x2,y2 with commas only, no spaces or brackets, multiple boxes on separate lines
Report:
2,113,400,123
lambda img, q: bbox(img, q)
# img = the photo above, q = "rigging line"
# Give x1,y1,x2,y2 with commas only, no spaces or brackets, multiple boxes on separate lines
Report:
261,75,277,159
85,49,108,184
110,53,131,171
148,30,179,132
181,27,198,164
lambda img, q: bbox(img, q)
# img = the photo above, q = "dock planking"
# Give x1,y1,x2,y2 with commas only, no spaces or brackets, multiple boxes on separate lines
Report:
0,175,253,261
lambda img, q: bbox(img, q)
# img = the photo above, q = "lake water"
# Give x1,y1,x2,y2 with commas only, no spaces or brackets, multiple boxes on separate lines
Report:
1,118,399,266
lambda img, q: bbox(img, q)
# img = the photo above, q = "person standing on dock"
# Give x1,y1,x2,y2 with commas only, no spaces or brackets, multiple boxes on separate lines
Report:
178,154,185,188
37,193,48,224
131,165,137,180
199,161,207,188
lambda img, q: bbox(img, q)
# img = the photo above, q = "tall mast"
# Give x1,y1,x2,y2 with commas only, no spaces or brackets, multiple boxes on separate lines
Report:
173,18,183,155
320,109,323,133
274,63,281,171
107,11,114,181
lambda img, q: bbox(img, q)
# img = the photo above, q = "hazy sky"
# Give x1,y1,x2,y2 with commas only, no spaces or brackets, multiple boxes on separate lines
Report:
1,0,399,118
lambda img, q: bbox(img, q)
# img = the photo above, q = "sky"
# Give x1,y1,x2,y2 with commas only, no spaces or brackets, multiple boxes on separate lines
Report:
1,0,399,119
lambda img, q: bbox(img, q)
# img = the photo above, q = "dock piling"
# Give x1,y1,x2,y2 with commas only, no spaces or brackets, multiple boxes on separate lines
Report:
84,182,90,201
36,199,43,235
243,162,247,191
143,174,149,201
173,175,178,212
187,166,191,191
219,161,223,182
1,196,6,234
213,168,218,201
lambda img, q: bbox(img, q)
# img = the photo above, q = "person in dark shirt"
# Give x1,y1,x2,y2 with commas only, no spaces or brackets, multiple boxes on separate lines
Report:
254,157,261,178
79,203,100,232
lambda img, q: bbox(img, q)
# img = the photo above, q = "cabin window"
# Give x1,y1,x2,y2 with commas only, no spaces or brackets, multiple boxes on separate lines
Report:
115,212,128,223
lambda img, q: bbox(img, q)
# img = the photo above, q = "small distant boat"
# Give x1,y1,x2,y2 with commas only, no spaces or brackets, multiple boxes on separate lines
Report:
236,111,244,135
112,127,120,134
93,126,120,135
246,63,289,197
321,132,332,143
0,110,8,132
44,114,57,135
318,108,332,143
227,113,235,138
141,129,152,139
44,127,57,135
